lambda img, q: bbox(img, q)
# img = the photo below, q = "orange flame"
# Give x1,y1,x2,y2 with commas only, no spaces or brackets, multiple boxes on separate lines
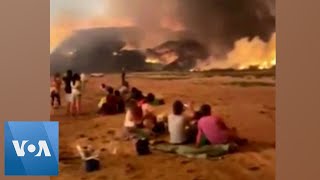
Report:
145,57,161,64
145,51,178,65
194,32,276,71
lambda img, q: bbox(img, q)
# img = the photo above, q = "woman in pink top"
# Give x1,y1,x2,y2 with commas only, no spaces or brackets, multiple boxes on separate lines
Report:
195,104,239,147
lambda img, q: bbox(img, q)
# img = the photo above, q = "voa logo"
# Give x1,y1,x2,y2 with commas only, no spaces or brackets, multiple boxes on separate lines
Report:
5,121,59,176
12,140,51,157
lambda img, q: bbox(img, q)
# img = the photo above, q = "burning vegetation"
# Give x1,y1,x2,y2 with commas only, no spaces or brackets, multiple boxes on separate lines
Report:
50,27,275,73
191,33,276,71
50,0,275,73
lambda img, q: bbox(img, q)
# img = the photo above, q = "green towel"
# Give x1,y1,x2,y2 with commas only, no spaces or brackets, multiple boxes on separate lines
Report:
132,129,150,139
152,144,234,158
151,99,165,106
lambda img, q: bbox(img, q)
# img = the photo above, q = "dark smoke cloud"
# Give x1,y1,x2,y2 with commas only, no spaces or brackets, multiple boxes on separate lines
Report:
176,0,275,57
53,0,275,53
100,0,275,56
99,0,181,48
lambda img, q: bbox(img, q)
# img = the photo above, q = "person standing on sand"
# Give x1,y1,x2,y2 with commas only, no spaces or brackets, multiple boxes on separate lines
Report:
63,70,73,115
121,67,126,86
80,73,88,92
71,73,82,116
50,73,62,108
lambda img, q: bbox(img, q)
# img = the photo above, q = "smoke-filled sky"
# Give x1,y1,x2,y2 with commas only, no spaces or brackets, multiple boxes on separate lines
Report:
50,0,183,36
50,0,105,23
50,0,275,63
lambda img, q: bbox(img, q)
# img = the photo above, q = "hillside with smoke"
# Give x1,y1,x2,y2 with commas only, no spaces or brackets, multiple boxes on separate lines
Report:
50,0,275,73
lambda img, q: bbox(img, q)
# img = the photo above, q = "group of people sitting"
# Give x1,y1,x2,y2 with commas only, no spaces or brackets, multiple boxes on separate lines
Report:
51,68,245,149
122,92,166,137
97,85,126,115
97,81,164,113
50,70,87,116
168,102,245,147
94,74,245,147
120,94,245,147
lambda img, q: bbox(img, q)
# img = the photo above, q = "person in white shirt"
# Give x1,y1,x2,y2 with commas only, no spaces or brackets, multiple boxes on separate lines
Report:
71,73,82,116
167,100,193,144
168,100,195,144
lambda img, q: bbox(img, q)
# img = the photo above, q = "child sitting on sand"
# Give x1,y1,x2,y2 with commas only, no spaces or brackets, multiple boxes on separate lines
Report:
122,101,146,139
122,99,165,139
139,93,167,134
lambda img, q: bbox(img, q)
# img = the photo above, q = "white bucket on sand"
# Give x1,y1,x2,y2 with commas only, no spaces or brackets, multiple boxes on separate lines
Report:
76,144,99,160
76,144,101,172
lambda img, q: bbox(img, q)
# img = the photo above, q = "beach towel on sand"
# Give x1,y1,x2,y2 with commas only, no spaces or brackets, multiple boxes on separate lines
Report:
151,143,236,158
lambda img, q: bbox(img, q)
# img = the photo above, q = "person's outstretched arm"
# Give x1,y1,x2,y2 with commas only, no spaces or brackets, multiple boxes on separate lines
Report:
183,101,196,121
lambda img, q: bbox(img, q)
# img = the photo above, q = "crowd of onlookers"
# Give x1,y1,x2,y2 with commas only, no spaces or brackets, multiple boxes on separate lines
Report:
50,69,246,151
50,70,87,116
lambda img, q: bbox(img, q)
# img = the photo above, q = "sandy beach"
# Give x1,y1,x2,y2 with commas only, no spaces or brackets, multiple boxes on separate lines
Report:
51,72,275,180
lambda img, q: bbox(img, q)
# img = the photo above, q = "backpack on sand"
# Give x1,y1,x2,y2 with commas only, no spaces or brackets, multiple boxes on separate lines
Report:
135,138,150,155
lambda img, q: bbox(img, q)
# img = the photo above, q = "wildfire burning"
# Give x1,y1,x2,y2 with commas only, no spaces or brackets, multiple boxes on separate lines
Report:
145,51,178,65
50,14,184,53
145,57,161,64
51,0,275,72
51,16,275,72
193,33,276,71
50,16,135,52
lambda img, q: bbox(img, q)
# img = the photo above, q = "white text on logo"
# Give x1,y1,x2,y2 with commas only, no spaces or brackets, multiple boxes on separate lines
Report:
12,140,51,157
